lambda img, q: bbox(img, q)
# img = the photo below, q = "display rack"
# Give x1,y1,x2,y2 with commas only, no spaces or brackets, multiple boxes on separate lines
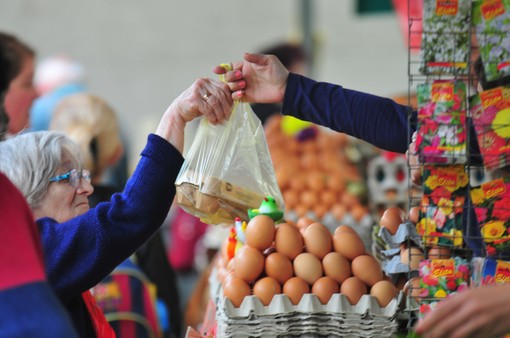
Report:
403,0,510,335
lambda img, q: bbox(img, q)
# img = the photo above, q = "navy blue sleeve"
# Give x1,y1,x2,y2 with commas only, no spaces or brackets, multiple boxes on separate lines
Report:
38,134,184,302
282,73,416,154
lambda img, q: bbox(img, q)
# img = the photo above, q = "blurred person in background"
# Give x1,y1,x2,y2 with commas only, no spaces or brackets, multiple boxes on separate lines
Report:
0,31,38,136
49,93,124,206
0,76,233,337
31,55,86,132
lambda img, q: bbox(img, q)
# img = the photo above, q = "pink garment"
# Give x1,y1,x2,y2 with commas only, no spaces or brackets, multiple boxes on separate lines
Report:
167,207,208,271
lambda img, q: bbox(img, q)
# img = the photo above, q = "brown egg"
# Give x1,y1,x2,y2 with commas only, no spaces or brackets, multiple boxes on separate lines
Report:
341,192,360,210
276,167,292,190
400,247,425,270
312,276,339,304
283,190,299,211
303,222,332,259
300,190,318,208
326,173,346,192
320,190,337,209
245,215,275,251
427,246,452,260
300,152,320,171
306,171,327,192
333,231,365,260
351,255,384,287
380,206,405,235
283,277,310,305
350,203,368,223
234,245,264,283
408,206,420,224
275,223,304,260
331,203,347,221
223,275,251,307
296,216,315,230
265,252,294,285
370,280,398,307
322,252,351,283
293,203,309,218
333,224,356,236
293,253,323,285
289,174,307,192
253,276,281,306
340,276,368,305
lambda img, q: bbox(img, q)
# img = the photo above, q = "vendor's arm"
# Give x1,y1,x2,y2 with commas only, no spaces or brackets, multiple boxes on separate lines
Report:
282,73,413,154
214,53,415,154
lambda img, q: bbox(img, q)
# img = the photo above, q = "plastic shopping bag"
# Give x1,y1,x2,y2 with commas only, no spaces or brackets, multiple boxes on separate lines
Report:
175,101,284,225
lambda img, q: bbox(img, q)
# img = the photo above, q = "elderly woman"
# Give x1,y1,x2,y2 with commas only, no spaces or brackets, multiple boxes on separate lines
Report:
0,77,232,337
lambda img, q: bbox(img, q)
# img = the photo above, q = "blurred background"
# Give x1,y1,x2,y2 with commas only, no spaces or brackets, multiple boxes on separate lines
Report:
0,0,408,173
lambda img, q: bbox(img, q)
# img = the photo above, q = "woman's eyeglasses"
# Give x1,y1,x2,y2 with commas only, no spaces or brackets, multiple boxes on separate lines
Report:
49,169,91,188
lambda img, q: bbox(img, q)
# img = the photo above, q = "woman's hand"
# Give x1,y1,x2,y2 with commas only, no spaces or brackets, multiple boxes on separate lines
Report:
213,53,289,103
156,77,232,153
415,283,510,338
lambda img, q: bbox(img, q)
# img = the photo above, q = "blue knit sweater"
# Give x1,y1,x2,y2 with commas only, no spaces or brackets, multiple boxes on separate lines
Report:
37,134,183,337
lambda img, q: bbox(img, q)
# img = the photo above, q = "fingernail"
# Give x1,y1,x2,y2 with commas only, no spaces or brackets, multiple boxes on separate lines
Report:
236,91,243,97
235,70,242,78
239,80,246,88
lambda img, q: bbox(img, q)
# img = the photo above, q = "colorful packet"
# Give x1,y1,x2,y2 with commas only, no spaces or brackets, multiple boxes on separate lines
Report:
470,176,510,256
416,165,468,247
420,0,471,75
471,87,510,171
473,0,510,82
418,257,469,318
415,81,467,164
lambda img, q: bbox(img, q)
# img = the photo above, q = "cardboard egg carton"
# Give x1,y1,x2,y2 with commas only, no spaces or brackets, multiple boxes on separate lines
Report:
215,292,402,337
378,221,422,248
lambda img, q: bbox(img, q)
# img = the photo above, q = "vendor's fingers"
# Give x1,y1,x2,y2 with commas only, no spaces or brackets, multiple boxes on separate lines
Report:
448,314,493,338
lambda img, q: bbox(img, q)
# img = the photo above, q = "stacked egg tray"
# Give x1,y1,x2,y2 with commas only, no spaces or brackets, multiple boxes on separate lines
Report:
215,293,401,337
214,291,402,337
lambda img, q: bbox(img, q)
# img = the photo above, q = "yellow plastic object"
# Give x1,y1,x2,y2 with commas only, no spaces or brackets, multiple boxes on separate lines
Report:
281,115,313,136
219,63,233,83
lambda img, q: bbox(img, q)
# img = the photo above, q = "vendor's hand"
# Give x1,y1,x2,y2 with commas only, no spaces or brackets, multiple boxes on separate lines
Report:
213,53,289,103
156,77,232,153
415,283,510,338
406,131,422,186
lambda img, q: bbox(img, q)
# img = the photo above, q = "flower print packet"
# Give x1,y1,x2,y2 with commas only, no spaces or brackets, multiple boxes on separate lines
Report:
473,0,510,82
415,80,467,164
418,257,469,318
420,0,471,75
471,176,510,256
471,86,510,170
416,165,468,248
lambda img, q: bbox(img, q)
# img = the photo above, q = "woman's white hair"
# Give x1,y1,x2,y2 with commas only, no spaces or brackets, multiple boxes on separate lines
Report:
0,131,84,208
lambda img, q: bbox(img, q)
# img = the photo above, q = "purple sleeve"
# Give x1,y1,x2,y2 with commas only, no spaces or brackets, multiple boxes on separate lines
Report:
282,73,417,154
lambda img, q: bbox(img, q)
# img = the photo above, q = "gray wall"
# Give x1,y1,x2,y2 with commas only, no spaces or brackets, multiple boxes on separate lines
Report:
0,0,408,172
